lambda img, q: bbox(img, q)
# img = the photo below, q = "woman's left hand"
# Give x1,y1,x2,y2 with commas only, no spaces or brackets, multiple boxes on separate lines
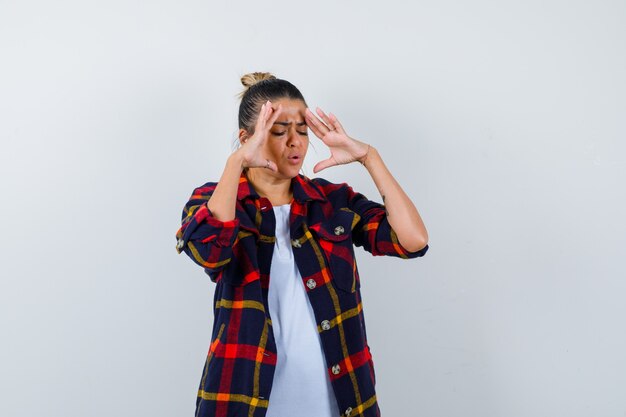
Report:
305,107,369,173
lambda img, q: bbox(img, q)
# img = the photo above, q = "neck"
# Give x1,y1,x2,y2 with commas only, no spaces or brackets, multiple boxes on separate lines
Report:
245,169,294,206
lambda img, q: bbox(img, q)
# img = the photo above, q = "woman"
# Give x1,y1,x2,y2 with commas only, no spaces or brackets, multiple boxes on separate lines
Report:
175,72,429,417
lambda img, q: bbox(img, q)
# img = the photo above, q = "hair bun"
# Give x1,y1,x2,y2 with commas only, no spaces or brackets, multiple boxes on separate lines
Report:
239,72,276,97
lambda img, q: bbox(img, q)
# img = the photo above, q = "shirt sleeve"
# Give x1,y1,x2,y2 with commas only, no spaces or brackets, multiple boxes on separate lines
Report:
346,185,429,259
175,185,240,274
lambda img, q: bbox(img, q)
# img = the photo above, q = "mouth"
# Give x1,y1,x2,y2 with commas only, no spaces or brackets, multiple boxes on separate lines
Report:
287,154,302,165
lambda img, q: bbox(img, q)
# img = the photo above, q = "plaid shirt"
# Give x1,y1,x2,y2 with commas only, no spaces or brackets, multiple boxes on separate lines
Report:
175,173,428,417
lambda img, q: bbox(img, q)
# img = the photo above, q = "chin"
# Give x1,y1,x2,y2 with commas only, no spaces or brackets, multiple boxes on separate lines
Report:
278,166,302,179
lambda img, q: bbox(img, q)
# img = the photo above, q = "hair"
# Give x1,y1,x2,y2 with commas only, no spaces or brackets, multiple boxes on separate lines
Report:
238,72,307,134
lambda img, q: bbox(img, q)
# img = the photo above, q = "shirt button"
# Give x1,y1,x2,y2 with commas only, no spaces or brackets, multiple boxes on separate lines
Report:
321,320,331,331
345,407,353,416
291,239,302,248
334,225,345,235
306,278,317,289
176,238,185,250
331,364,341,375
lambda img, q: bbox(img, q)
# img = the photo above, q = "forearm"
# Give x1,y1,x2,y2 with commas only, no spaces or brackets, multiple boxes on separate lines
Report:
206,152,245,222
362,146,429,251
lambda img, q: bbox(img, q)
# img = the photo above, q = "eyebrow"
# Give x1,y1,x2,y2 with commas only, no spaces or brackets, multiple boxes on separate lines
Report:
273,121,307,127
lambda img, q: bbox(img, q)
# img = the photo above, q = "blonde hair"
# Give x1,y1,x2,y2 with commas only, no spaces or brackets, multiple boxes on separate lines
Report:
238,72,276,99
237,72,306,133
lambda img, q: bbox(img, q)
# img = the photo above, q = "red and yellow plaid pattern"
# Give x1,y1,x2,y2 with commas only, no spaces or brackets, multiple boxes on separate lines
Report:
176,174,428,417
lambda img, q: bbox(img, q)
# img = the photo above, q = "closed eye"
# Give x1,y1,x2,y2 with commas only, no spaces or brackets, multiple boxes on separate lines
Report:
271,130,308,136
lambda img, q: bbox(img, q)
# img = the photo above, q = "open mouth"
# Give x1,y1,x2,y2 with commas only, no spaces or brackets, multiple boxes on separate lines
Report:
287,155,302,165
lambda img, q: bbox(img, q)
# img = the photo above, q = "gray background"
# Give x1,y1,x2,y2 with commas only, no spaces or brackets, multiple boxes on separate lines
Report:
1,1,625,416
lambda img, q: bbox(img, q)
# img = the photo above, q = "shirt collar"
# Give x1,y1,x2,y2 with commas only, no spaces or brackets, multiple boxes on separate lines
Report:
237,172,327,204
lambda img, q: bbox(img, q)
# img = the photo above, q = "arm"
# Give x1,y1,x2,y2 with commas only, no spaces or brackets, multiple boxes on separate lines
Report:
175,184,240,276
305,107,429,253
175,100,284,277
206,152,246,221
359,146,428,252
206,100,283,221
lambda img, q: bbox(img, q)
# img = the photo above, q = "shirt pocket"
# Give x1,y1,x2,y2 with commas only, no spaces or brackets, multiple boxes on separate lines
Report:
309,208,361,293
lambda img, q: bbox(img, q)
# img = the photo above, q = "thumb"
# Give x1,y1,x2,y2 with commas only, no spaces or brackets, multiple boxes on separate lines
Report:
313,158,335,173
262,159,278,172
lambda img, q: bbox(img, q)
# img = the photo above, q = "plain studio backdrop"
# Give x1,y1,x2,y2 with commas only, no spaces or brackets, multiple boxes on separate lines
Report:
1,1,625,416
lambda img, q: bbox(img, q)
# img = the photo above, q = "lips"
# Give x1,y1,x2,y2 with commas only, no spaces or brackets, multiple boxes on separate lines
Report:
287,154,302,165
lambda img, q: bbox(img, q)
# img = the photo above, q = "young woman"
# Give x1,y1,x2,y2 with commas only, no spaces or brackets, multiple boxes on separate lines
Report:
175,72,429,417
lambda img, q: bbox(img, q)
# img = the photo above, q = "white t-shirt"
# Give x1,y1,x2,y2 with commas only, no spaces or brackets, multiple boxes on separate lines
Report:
265,204,340,417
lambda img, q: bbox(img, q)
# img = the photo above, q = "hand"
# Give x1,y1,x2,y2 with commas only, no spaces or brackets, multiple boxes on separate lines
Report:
305,107,369,173
237,100,282,171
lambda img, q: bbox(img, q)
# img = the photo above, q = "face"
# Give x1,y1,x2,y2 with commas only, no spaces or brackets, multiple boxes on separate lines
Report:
251,98,309,180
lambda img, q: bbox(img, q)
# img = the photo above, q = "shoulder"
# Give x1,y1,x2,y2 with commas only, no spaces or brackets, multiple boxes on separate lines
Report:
180,181,219,211
303,176,362,210
308,176,354,197
306,176,383,215
189,181,219,197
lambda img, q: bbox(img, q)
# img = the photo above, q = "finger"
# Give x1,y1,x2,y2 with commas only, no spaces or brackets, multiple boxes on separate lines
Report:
249,158,278,172
254,102,269,131
262,100,273,124
328,112,346,134
305,109,329,138
315,107,333,130
266,160,278,172
304,107,316,125
253,101,276,136
267,103,283,127
305,116,326,140
313,157,336,173
305,107,320,124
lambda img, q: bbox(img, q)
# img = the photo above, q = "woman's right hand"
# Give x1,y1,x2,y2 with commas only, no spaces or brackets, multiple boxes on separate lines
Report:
237,100,282,172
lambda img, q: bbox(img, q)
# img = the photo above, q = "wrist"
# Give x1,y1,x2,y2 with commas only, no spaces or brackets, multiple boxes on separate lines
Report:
229,150,246,172
357,144,372,166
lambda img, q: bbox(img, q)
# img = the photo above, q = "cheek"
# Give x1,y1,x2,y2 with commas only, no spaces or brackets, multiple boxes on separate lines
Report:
267,141,284,158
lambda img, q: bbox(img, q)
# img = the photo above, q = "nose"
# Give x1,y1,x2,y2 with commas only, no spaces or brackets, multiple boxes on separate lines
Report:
287,128,303,147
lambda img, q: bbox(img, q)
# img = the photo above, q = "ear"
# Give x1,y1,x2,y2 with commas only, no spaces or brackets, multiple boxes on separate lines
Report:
238,128,248,146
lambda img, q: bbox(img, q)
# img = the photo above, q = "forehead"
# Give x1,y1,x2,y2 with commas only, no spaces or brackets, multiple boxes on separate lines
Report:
272,98,306,120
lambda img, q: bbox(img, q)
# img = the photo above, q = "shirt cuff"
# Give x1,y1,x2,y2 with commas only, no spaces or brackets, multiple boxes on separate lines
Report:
387,227,429,259
175,204,239,254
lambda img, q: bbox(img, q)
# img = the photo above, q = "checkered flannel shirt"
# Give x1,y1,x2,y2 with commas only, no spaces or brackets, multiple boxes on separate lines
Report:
175,173,429,417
